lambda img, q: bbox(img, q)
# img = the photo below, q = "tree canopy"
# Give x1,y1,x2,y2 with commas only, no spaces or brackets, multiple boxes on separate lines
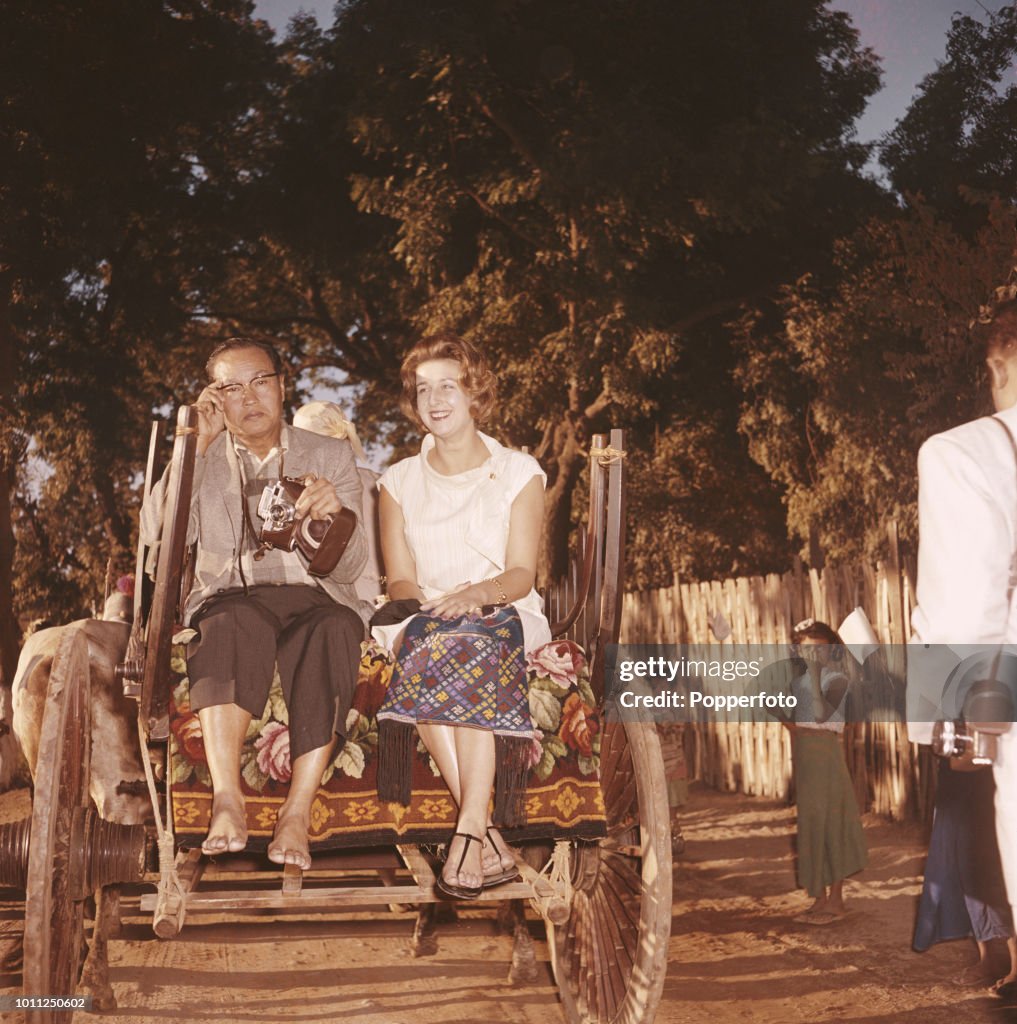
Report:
738,7,1017,565
5,0,1017,684
196,0,884,584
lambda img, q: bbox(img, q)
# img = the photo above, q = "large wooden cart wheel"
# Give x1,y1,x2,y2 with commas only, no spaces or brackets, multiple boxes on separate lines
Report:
550,719,671,1024
23,626,92,1023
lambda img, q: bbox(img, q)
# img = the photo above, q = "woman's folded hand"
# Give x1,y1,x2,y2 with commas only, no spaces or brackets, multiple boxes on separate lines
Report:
421,581,485,619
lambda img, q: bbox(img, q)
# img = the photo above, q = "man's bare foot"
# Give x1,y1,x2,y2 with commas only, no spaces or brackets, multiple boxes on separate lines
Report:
202,791,247,855
267,806,311,870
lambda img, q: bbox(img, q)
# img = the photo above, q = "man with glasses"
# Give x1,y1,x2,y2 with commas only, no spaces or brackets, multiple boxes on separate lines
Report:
142,337,369,870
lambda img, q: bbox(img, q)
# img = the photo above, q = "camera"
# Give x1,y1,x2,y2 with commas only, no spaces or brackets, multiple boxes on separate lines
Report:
258,480,299,532
931,671,1015,765
256,476,357,577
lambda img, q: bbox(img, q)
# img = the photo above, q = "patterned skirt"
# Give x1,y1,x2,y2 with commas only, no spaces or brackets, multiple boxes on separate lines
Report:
376,607,534,826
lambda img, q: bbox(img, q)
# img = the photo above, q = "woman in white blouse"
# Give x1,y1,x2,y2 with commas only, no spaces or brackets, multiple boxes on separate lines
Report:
372,334,549,900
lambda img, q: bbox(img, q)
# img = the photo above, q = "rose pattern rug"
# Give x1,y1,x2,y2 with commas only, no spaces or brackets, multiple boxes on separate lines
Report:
169,638,607,849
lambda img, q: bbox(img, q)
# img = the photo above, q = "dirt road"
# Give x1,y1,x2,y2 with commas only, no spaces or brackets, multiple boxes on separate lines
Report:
1,783,1013,1023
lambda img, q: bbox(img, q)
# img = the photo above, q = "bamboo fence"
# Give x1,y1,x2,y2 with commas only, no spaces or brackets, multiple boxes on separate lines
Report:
620,529,938,821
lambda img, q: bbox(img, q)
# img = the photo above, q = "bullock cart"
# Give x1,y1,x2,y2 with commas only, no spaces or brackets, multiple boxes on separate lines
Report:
2,408,671,1024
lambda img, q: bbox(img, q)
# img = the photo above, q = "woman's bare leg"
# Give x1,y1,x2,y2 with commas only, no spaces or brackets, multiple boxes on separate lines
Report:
416,723,495,889
417,723,462,803
416,723,514,877
418,722,513,875
449,727,496,889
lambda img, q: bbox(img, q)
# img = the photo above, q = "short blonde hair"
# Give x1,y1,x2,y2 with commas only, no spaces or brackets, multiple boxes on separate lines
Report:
399,333,498,427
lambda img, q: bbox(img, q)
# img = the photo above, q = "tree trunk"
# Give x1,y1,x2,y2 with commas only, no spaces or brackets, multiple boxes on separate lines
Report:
94,464,132,558
537,415,586,586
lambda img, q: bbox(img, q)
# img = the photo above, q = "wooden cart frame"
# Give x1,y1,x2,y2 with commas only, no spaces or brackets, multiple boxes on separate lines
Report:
2,408,671,1024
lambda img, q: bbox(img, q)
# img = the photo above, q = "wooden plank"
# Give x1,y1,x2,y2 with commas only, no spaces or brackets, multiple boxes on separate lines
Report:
142,404,199,731
396,843,436,885
723,578,739,643
789,558,806,628
140,877,543,914
808,568,825,625
885,519,906,645
194,848,405,873
282,863,303,895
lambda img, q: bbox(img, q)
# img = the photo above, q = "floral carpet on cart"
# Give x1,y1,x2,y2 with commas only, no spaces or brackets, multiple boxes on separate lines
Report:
168,638,607,850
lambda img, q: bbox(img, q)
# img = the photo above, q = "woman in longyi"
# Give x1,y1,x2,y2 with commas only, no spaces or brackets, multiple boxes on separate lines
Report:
786,618,867,924
371,333,550,899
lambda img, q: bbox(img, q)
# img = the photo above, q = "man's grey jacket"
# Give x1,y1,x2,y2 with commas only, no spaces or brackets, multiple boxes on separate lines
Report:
140,423,371,627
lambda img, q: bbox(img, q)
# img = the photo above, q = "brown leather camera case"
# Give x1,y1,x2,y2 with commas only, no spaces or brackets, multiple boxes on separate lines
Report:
260,477,357,577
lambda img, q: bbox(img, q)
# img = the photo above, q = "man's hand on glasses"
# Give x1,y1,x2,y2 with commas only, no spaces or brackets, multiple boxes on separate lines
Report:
194,385,226,454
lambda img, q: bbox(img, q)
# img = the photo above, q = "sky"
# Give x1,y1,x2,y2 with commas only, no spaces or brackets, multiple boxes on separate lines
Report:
253,0,1011,146
828,0,1006,144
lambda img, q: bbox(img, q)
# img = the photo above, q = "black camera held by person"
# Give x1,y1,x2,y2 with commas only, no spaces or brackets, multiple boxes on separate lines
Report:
256,476,356,577
932,674,1015,765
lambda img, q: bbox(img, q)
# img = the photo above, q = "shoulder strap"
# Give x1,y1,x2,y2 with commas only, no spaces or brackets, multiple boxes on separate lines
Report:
990,415,1017,607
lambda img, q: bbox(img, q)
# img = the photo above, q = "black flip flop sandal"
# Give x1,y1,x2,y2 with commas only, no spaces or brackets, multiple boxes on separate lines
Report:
436,832,484,900
481,827,521,888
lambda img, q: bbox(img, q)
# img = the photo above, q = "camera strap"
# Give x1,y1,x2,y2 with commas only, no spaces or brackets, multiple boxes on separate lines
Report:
238,444,285,563
991,416,1017,606
988,414,1017,683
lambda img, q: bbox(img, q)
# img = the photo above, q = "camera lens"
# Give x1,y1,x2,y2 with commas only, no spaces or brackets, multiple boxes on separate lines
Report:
931,718,964,758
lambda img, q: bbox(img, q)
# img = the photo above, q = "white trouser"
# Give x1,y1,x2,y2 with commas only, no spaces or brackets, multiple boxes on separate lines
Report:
994,728,1017,922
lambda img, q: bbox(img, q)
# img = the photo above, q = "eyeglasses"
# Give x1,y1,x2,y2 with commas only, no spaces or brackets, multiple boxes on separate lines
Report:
214,373,279,401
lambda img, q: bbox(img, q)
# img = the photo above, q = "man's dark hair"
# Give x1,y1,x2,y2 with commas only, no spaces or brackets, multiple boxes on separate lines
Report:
205,337,284,381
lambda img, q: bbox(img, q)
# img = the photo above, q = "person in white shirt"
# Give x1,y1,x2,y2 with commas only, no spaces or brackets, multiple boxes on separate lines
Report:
911,297,1017,998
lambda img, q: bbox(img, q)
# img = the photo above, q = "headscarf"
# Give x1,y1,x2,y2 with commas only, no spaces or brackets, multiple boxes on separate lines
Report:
293,400,367,462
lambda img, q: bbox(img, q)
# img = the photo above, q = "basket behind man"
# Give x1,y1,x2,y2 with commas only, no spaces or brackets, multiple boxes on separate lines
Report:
141,338,370,869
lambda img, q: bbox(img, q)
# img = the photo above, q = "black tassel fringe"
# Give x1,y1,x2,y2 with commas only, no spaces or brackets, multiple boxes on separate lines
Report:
377,719,415,806
493,734,531,827
378,722,532,827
